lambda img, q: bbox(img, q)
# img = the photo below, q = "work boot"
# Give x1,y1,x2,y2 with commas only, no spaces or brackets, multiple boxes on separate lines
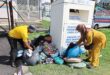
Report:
86,64,93,69
10,62,16,67
83,58,90,62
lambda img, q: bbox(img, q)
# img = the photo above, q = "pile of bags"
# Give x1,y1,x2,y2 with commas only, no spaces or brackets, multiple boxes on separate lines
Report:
16,35,87,68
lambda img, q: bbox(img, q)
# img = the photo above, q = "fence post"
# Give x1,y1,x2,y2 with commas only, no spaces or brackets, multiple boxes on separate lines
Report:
9,0,14,29
6,0,11,30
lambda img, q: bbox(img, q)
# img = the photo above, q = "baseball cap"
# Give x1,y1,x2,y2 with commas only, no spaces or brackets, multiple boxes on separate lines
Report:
28,25,36,33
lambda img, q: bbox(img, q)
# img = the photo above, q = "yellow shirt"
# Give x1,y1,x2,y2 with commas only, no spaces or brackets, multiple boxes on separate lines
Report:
92,29,106,48
9,25,28,42
77,29,106,49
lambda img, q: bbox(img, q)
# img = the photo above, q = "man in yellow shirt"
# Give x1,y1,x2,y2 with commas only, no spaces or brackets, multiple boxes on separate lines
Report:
8,25,36,67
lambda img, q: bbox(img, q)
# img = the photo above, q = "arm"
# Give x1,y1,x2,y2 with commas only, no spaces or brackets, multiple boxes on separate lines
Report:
28,39,31,44
85,31,93,46
21,32,33,50
24,41,33,50
76,37,83,46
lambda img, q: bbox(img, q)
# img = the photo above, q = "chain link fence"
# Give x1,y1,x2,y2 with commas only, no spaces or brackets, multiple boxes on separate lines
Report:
0,0,41,31
17,0,41,22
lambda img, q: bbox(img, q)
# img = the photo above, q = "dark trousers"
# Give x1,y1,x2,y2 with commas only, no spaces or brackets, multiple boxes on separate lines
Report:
7,36,25,63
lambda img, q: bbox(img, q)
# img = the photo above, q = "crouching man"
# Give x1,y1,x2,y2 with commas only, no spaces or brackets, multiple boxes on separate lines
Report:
7,25,36,67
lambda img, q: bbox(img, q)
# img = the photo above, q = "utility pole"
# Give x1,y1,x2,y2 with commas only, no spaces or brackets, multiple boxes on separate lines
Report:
39,0,42,20
9,0,14,29
51,0,54,3
6,0,11,30
27,0,30,20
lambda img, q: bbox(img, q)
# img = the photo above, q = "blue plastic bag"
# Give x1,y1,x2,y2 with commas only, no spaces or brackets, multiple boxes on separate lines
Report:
53,57,64,65
67,45,83,58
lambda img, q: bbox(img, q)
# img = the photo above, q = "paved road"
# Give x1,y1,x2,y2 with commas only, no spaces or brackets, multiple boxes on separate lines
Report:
0,37,15,75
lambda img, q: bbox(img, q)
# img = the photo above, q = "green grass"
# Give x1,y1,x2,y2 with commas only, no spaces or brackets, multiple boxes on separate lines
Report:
29,32,46,40
29,29,110,75
41,20,51,29
29,20,50,40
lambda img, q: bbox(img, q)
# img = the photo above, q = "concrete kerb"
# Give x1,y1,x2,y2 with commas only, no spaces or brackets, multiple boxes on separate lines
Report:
13,66,32,75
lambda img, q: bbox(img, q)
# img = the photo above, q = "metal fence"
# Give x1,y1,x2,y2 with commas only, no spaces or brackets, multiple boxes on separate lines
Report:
17,0,41,22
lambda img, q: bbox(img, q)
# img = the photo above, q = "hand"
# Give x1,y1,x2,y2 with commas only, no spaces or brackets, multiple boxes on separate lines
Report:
78,43,84,46
27,49,33,57
24,42,33,50
29,47,33,50
28,49,33,53
28,40,31,44
84,40,88,45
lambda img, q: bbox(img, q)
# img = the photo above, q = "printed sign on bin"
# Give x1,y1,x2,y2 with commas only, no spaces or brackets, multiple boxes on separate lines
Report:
63,23,80,48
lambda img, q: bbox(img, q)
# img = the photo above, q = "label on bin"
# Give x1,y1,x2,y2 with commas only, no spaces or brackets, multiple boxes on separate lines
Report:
62,23,80,48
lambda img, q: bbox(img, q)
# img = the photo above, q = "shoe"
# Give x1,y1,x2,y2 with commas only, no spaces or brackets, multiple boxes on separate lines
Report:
86,64,93,69
11,62,16,67
83,58,90,62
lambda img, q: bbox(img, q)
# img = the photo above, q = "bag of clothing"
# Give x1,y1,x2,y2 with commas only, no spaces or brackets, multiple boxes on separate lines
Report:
25,51,40,66
17,50,24,57
45,58,53,64
39,52,47,63
68,62,86,69
23,49,33,59
53,56,64,65
66,45,83,58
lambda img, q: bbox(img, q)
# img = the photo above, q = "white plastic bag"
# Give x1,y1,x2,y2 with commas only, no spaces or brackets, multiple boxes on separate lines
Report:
26,49,33,57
